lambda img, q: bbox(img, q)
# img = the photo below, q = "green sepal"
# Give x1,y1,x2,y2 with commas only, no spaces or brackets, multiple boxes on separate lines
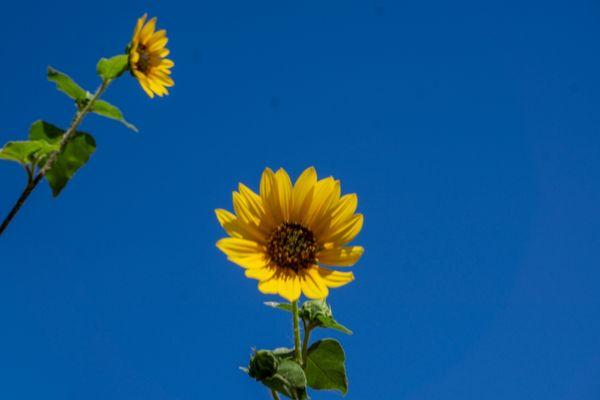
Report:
264,301,293,312
91,100,138,132
97,54,129,81
28,120,96,197
47,66,87,101
305,339,348,395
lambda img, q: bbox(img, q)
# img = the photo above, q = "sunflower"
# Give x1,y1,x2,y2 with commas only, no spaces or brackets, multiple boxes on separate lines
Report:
215,167,364,302
128,14,174,98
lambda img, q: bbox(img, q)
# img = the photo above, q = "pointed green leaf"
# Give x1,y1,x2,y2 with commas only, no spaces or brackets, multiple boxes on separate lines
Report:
0,140,57,165
97,54,129,81
315,314,353,335
264,302,293,312
305,339,348,395
91,100,138,132
47,67,87,101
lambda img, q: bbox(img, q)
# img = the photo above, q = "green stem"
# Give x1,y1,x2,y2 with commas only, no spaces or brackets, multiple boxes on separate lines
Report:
0,79,111,236
270,389,280,400
301,319,312,369
291,300,302,365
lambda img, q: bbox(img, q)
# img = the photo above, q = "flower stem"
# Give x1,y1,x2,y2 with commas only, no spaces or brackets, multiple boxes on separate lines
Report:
0,79,111,237
291,300,302,365
301,320,312,369
270,389,280,400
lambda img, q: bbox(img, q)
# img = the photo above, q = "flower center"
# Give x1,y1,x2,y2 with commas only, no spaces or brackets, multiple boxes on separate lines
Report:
136,44,151,73
267,223,317,272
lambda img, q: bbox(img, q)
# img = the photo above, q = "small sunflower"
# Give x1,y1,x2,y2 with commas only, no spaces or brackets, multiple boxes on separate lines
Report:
129,14,174,98
216,167,364,302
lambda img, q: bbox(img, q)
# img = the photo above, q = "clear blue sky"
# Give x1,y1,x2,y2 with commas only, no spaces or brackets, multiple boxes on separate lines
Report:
1,1,599,399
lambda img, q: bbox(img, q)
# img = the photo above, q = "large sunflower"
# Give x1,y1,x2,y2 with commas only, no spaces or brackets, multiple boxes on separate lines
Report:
129,14,174,98
216,167,364,302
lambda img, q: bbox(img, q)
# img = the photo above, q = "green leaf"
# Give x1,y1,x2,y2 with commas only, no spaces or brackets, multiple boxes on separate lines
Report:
97,54,129,81
305,339,348,395
29,120,64,144
0,140,57,166
45,132,96,197
29,120,96,197
263,360,308,400
265,302,293,312
91,100,138,132
47,66,87,101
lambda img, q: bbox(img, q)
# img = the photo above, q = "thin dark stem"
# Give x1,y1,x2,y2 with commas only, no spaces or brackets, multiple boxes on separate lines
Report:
270,389,280,400
0,79,110,237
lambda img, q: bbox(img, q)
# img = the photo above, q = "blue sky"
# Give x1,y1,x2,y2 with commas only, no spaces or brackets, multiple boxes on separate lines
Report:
1,1,599,399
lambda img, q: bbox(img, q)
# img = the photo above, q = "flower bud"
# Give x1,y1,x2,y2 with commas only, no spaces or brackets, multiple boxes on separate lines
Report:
299,299,332,323
248,350,279,381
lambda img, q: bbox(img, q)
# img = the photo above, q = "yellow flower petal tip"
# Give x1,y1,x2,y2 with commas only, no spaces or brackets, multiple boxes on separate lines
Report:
215,167,364,302
129,14,174,98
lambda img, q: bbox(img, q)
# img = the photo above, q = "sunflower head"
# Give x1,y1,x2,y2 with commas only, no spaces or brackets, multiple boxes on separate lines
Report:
129,14,174,98
216,167,364,302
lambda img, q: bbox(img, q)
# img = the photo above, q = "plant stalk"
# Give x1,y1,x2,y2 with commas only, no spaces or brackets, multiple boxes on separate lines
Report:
291,300,302,365
301,320,312,369
270,389,280,400
0,79,111,236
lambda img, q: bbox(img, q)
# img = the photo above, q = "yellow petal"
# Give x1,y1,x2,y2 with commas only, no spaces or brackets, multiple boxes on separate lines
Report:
245,266,277,280
277,272,302,301
300,267,329,299
260,168,283,224
238,184,264,218
228,254,269,269
146,77,166,97
159,59,175,68
147,29,167,47
330,194,358,229
318,246,364,267
321,214,363,245
238,184,275,235
150,71,174,87
303,178,339,229
215,209,242,238
291,166,317,221
275,168,293,221
258,277,279,295
316,267,355,288
233,191,260,225
148,37,168,53
136,75,155,98
215,208,264,242
140,17,157,43
133,14,147,41
313,193,358,238
216,237,264,259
